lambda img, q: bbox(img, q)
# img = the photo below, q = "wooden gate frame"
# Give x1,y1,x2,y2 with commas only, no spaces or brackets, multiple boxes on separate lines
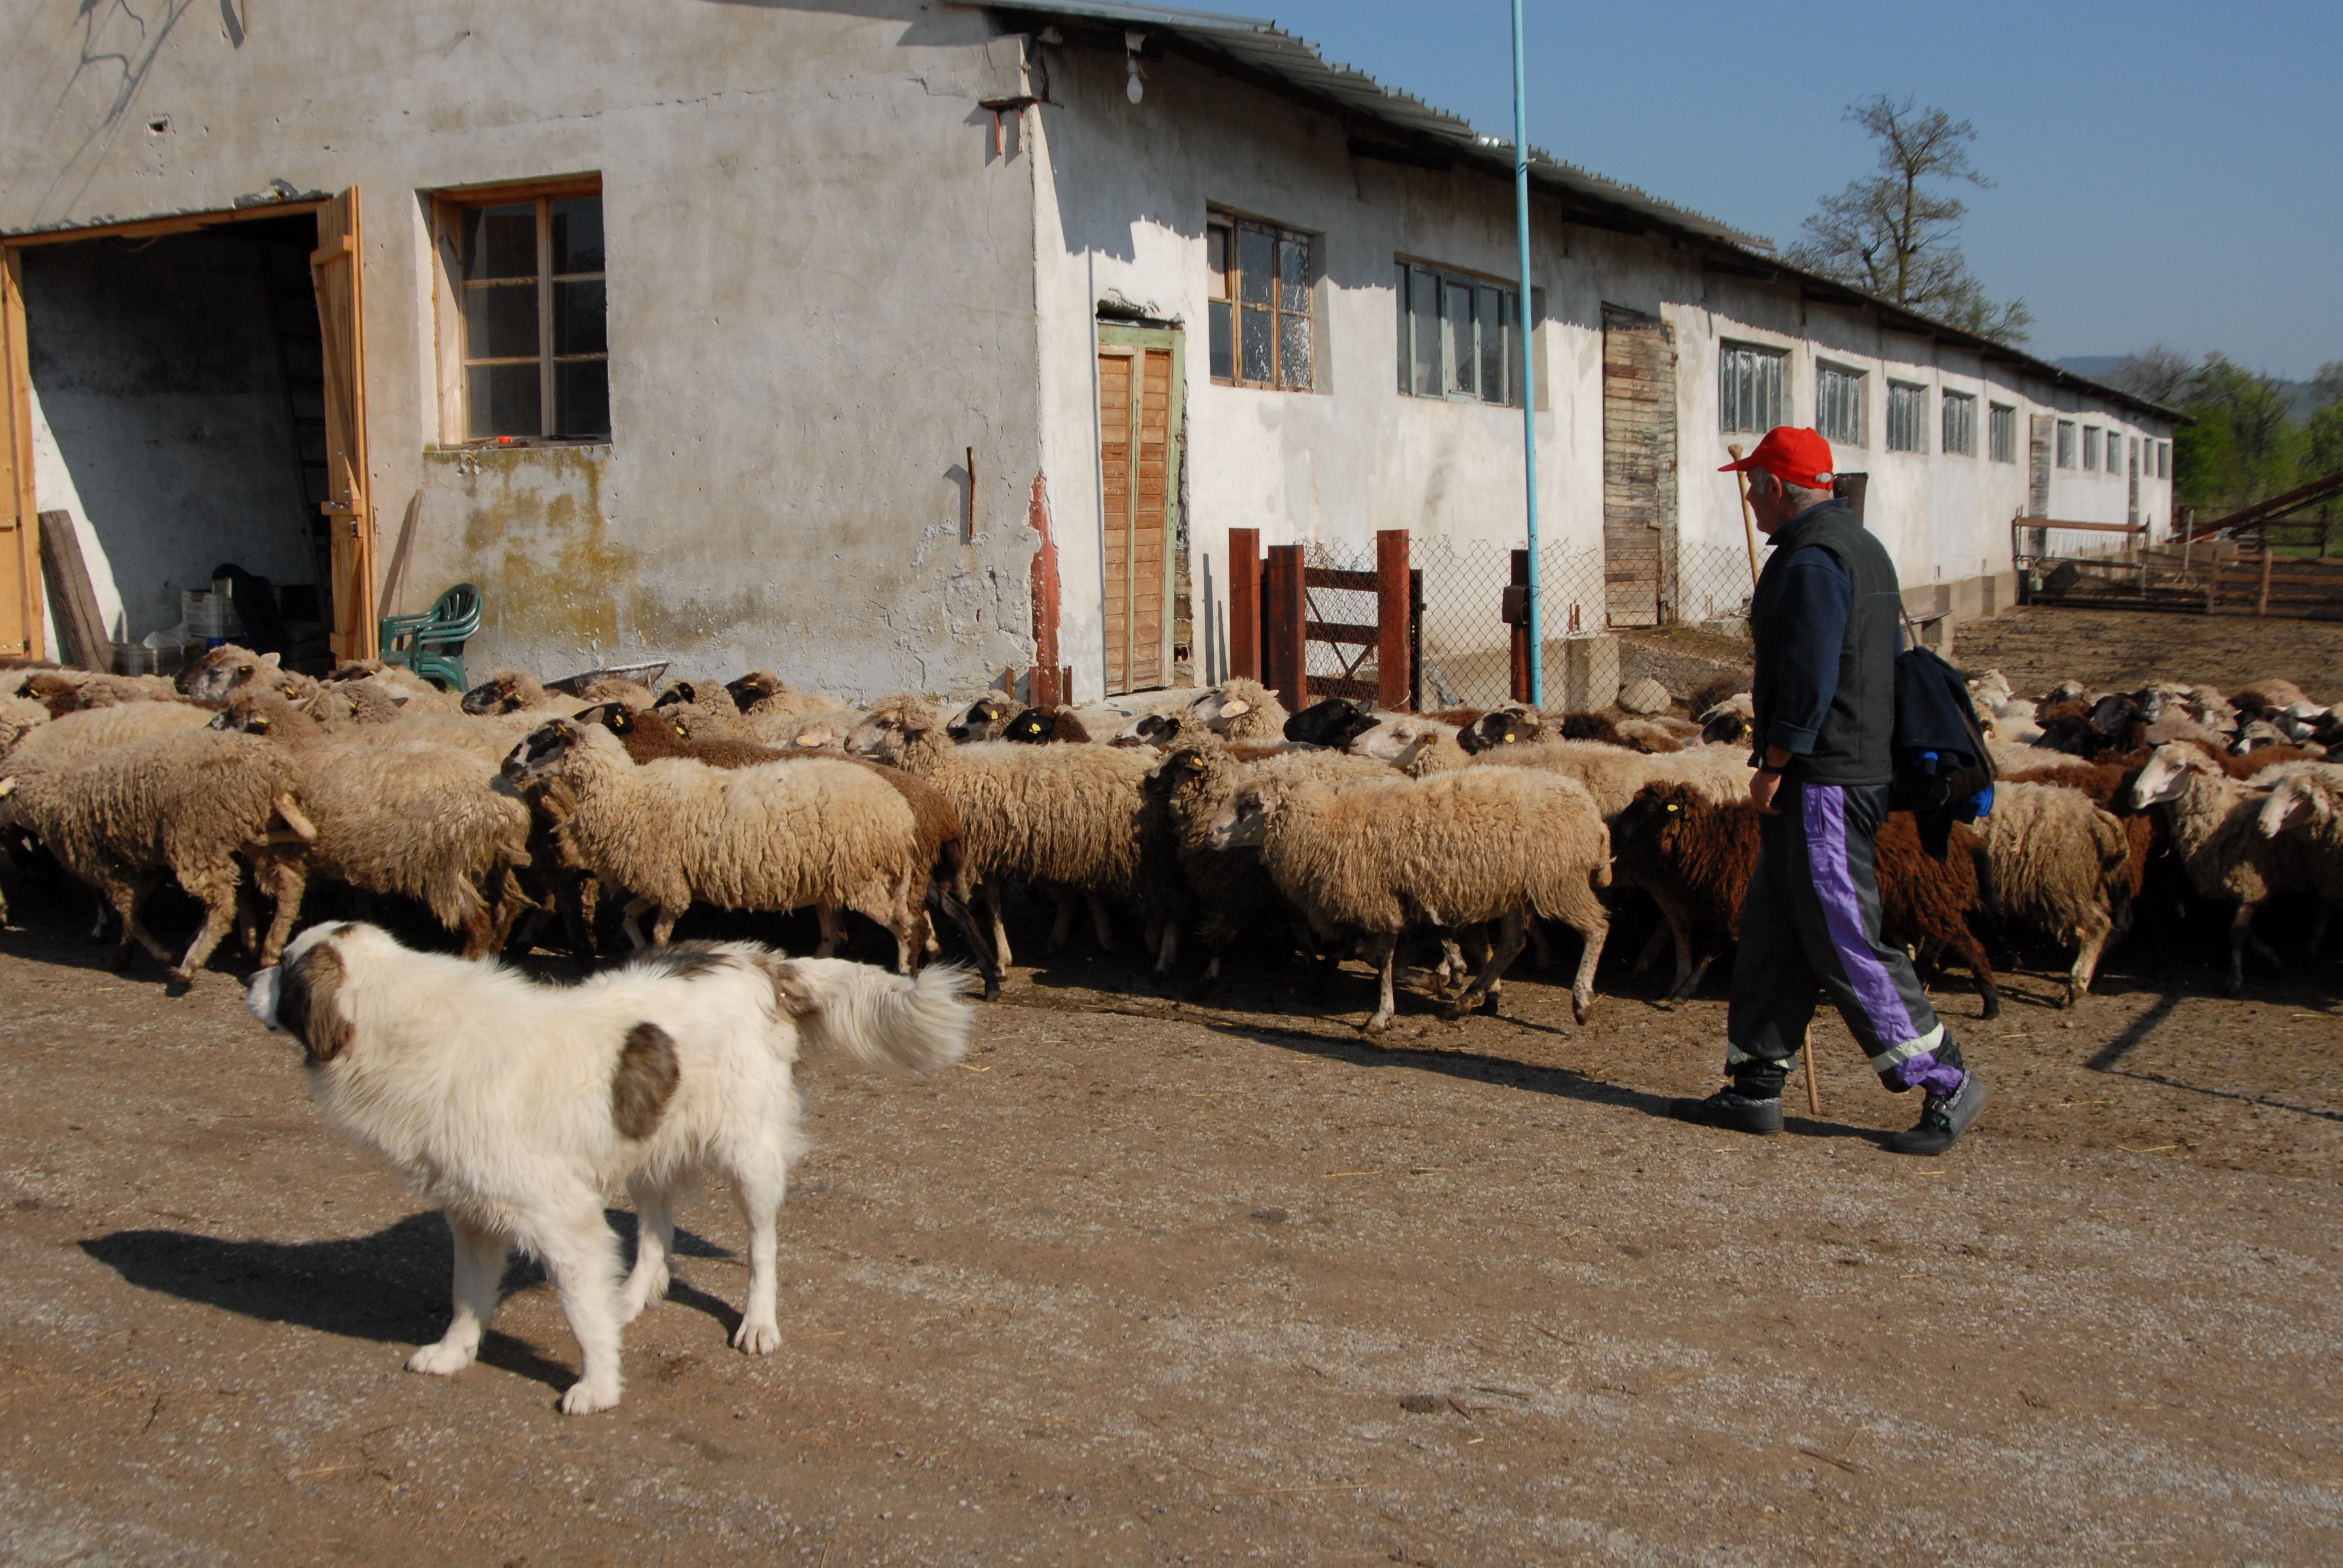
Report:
1225,528,1415,713
0,194,378,662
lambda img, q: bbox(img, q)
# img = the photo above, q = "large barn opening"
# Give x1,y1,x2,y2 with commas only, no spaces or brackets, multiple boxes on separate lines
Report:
20,214,334,671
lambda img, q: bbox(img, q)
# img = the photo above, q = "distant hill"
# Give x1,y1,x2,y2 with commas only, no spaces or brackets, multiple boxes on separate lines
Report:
2057,356,2322,419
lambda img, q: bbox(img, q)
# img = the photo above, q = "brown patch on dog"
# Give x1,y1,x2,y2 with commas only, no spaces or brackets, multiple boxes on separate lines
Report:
612,1022,681,1140
758,956,818,1019
280,943,353,1064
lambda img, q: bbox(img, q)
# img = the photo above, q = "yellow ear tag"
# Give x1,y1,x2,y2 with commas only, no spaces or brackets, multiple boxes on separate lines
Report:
1221,699,1251,717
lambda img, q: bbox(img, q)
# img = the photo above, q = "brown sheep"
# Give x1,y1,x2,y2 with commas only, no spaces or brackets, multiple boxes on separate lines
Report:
1608,781,2002,1015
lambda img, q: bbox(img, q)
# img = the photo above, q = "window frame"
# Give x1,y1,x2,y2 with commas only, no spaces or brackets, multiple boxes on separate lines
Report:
1717,341,1789,434
2083,426,2103,471
1206,210,1319,393
2056,419,2078,469
1988,402,2017,463
1815,360,1867,448
1942,390,1978,457
1885,380,1929,454
429,173,609,446
1394,260,1522,408
2156,440,2170,479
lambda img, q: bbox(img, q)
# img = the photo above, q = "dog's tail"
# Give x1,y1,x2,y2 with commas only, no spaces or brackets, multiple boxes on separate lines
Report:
758,956,973,1073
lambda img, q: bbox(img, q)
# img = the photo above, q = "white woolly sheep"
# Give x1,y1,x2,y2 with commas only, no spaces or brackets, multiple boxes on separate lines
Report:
1186,679,1289,743
1974,782,2131,1005
1207,765,1611,1030
2255,762,2343,953
2129,743,2324,994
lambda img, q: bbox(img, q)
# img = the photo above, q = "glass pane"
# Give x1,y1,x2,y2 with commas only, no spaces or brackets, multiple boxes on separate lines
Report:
554,278,607,356
1395,265,1410,393
1409,267,1439,396
465,281,539,359
1207,225,1230,301
554,359,611,440
1240,304,1273,384
1441,280,1473,397
1509,292,1525,405
1210,300,1233,381
550,197,604,274
467,362,542,439
1278,311,1311,391
464,203,537,281
1277,237,1309,312
1478,286,1505,403
1239,227,1274,306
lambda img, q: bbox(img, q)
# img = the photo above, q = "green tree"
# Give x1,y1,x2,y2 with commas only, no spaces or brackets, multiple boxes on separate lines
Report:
2174,353,2302,511
1785,95,2033,344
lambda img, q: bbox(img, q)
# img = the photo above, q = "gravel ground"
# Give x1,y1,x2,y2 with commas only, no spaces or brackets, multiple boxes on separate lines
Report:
1951,604,2343,703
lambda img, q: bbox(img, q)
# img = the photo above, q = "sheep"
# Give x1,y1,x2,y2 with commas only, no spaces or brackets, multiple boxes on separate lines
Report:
3,699,214,769
1001,705,1093,744
1205,765,1612,1031
1689,672,1752,716
2230,678,2310,716
501,717,936,965
21,670,183,715
1145,740,1396,983
0,694,48,755
652,678,752,738
2128,742,2324,995
211,691,536,961
178,645,318,707
1110,710,1187,748
0,727,312,980
1607,781,2003,1015
1696,693,1755,749
1421,725,1749,819
1613,717,1687,754
724,670,832,721
462,668,572,716
1552,711,1627,746
1186,679,1289,743
2257,763,2343,952
2000,760,2156,911
1973,782,2132,1005
748,704,866,753
574,701,998,991
845,694,1181,973
944,690,1019,743
1284,696,1386,750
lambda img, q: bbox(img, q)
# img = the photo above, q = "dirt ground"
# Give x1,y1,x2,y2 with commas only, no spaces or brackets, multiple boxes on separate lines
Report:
1951,604,2343,704
2,607,2339,1567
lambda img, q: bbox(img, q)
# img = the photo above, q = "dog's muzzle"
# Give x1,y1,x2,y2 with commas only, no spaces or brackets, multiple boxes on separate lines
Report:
245,967,283,1031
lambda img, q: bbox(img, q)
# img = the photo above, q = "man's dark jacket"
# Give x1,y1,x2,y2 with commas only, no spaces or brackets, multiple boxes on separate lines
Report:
1749,501,1904,787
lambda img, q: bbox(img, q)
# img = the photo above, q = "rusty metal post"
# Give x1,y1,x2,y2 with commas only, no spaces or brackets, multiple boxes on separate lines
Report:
1262,543,1307,711
1227,528,1260,681
1375,529,1411,711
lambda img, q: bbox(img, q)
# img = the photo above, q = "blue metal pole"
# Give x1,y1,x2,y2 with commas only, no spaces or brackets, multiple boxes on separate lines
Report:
1512,0,1542,707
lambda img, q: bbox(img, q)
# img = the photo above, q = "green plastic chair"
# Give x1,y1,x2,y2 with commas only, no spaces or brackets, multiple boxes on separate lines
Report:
379,583,482,693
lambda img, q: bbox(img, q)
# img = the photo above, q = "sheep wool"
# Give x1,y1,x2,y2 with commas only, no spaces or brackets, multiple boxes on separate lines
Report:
1975,782,2131,1004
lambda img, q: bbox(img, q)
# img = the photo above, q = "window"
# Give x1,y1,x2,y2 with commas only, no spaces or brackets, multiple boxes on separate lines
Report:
431,181,608,442
1989,402,2017,462
2156,440,2170,479
1719,343,1786,433
2083,426,2103,471
1817,362,1866,446
1207,213,1315,391
1394,264,1521,406
1942,391,1978,456
1886,382,1929,452
2056,419,2077,468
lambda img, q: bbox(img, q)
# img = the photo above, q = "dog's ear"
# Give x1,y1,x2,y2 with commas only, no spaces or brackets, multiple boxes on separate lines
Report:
278,941,354,1063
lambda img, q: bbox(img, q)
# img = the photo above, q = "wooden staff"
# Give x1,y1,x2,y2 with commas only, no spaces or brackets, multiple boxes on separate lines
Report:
1729,442,1762,586
1803,1024,1821,1117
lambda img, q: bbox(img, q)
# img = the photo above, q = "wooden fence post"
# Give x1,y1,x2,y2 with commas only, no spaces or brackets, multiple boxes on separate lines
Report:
1375,529,1411,711
1227,528,1260,681
2258,540,2274,618
1262,543,1306,711
1508,549,1532,705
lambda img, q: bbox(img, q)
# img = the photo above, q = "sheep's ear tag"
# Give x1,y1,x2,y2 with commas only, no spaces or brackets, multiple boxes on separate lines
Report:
1501,733,1515,743
612,710,631,733
1665,803,1679,812
673,714,691,737
1221,699,1251,717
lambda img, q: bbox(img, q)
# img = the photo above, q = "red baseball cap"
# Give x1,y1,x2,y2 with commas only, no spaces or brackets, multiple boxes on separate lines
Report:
1720,426,1835,489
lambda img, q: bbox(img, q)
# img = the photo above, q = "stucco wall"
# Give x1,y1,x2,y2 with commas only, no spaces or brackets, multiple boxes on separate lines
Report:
2,0,1047,697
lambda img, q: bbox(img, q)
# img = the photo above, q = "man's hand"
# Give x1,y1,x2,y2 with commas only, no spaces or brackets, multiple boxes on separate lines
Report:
1751,746,1795,815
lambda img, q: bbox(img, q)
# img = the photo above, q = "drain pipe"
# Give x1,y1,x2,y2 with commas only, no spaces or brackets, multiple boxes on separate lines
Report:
1511,0,1542,706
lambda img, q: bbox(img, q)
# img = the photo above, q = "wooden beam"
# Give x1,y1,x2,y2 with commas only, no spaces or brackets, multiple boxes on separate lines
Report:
1375,529,1411,713
4,200,326,249
36,511,108,670
1227,528,1260,681
1262,544,1306,712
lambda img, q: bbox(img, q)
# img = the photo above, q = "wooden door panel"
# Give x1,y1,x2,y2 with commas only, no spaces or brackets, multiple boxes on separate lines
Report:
312,189,376,659
1601,305,1678,628
0,249,40,657
1096,336,1180,696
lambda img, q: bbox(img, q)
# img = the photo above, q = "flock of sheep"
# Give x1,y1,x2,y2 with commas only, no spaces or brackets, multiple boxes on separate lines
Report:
0,642,2337,1029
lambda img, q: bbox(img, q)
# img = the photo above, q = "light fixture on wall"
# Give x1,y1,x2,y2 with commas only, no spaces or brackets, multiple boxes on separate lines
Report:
1126,31,1147,103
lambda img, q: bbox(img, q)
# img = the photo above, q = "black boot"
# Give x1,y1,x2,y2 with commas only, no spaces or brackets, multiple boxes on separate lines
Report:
1669,1084,1784,1135
1885,1069,1990,1155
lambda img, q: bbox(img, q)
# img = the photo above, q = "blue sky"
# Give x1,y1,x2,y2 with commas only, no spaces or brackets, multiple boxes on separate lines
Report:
1247,1,2339,379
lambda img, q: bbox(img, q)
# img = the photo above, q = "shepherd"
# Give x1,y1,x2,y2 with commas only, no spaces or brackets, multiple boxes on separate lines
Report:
1671,426,1989,1155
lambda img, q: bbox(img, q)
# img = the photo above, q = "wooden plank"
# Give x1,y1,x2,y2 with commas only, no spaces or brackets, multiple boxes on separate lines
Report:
1509,548,1531,702
2016,517,2145,534
4,200,328,250
1309,675,1378,702
1376,529,1411,711
312,189,377,659
1228,528,1260,679
1303,620,1378,647
1303,567,1379,592
36,511,107,670
1262,544,1306,711
0,247,37,655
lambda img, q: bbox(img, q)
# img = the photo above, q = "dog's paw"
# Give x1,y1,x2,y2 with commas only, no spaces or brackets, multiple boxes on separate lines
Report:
619,1270,670,1324
405,1341,476,1377
559,1379,621,1415
732,1319,782,1356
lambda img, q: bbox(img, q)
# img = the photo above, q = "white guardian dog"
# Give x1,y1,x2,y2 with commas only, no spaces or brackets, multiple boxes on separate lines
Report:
246,921,971,1413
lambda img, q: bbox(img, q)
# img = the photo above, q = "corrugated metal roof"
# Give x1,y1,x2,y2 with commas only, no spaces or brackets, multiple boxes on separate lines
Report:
994,0,2186,425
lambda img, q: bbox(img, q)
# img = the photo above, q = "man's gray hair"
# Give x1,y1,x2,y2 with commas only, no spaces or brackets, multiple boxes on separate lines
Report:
1751,468,1833,512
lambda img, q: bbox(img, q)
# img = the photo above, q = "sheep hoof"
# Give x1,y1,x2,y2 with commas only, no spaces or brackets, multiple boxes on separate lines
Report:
1978,990,2003,1021
1572,994,1594,1024
1360,1014,1395,1035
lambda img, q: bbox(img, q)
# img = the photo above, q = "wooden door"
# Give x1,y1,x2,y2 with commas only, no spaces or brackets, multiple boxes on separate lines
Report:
1601,304,1678,627
311,189,376,659
1097,326,1182,695
0,249,42,657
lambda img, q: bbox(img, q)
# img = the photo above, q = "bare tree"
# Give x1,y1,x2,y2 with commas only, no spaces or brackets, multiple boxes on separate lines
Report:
2313,360,2343,409
2109,345,2198,406
1785,95,2032,344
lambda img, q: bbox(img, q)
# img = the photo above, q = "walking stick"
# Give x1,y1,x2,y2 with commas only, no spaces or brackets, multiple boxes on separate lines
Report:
1729,443,1762,586
1803,1024,1821,1117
